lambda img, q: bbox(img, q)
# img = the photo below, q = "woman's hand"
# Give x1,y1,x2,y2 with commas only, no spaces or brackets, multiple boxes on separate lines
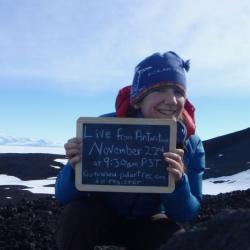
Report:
163,149,185,183
64,137,82,169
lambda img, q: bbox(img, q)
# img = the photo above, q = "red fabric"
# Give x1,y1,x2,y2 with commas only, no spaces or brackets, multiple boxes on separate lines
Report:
115,85,133,118
182,99,196,138
115,85,196,138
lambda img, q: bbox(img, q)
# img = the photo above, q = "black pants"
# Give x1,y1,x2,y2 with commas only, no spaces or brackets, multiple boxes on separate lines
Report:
56,198,183,250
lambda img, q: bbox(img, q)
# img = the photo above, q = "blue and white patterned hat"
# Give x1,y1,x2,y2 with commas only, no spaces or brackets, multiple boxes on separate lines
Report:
130,51,190,104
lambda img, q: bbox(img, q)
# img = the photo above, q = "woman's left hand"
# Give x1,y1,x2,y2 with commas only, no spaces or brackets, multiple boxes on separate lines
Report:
163,149,185,183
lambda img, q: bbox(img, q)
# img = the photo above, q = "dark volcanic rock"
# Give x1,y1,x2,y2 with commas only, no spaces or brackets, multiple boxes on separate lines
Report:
0,153,66,204
160,189,250,250
160,209,250,250
0,197,63,250
0,189,249,250
0,185,52,204
191,189,250,224
0,153,66,180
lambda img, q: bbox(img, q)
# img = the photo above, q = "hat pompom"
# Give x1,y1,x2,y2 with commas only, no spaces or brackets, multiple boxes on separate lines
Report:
183,60,190,72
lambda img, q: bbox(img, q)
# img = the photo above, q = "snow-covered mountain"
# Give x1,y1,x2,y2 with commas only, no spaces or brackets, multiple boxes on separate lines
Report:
0,135,62,147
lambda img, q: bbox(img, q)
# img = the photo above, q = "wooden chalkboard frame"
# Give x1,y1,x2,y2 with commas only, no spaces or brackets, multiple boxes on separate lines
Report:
75,117,176,193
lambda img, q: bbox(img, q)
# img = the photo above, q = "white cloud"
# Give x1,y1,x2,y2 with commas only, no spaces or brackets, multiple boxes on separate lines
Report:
0,0,250,96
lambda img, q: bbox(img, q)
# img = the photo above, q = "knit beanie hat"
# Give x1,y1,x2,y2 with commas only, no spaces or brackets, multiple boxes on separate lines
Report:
130,51,190,104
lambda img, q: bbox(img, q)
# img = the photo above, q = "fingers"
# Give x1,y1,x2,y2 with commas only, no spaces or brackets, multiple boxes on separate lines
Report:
69,154,81,167
164,152,183,164
66,148,80,158
64,137,82,169
164,157,184,182
163,150,185,183
172,148,184,158
64,137,81,149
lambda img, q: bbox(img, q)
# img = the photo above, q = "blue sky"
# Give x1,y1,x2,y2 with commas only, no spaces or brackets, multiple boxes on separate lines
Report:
0,0,249,145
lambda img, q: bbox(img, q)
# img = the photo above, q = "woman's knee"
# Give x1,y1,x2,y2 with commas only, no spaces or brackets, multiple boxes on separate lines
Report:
62,198,113,227
62,199,99,224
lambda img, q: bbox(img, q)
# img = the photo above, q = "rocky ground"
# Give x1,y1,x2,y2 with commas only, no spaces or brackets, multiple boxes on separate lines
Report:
0,189,250,250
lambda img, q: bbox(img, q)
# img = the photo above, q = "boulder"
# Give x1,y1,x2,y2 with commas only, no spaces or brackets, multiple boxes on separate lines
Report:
160,209,250,250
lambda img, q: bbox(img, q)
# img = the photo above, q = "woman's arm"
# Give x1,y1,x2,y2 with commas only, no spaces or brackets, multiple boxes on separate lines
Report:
55,137,89,204
55,162,89,204
160,135,205,222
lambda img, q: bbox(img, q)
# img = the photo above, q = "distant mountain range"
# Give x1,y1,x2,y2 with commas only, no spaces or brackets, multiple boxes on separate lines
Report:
0,135,62,147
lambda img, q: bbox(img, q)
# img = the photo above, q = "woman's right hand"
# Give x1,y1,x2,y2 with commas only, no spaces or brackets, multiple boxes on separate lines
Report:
64,137,82,169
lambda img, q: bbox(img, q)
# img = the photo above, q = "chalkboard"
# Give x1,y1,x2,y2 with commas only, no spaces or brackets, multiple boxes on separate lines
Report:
75,117,176,193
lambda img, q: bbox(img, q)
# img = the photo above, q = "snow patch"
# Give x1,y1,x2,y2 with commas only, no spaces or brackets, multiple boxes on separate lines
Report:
1,169,249,196
50,165,61,169
54,159,67,165
203,169,250,195
0,174,55,194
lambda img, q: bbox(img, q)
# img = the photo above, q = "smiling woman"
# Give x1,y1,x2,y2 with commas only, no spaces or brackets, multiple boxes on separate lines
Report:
55,51,206,250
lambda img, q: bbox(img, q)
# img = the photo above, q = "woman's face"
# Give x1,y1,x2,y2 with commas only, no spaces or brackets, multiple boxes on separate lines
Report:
134,85,186,120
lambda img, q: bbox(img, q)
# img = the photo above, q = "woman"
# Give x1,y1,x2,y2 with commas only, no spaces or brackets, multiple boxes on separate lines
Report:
55,51,205,250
